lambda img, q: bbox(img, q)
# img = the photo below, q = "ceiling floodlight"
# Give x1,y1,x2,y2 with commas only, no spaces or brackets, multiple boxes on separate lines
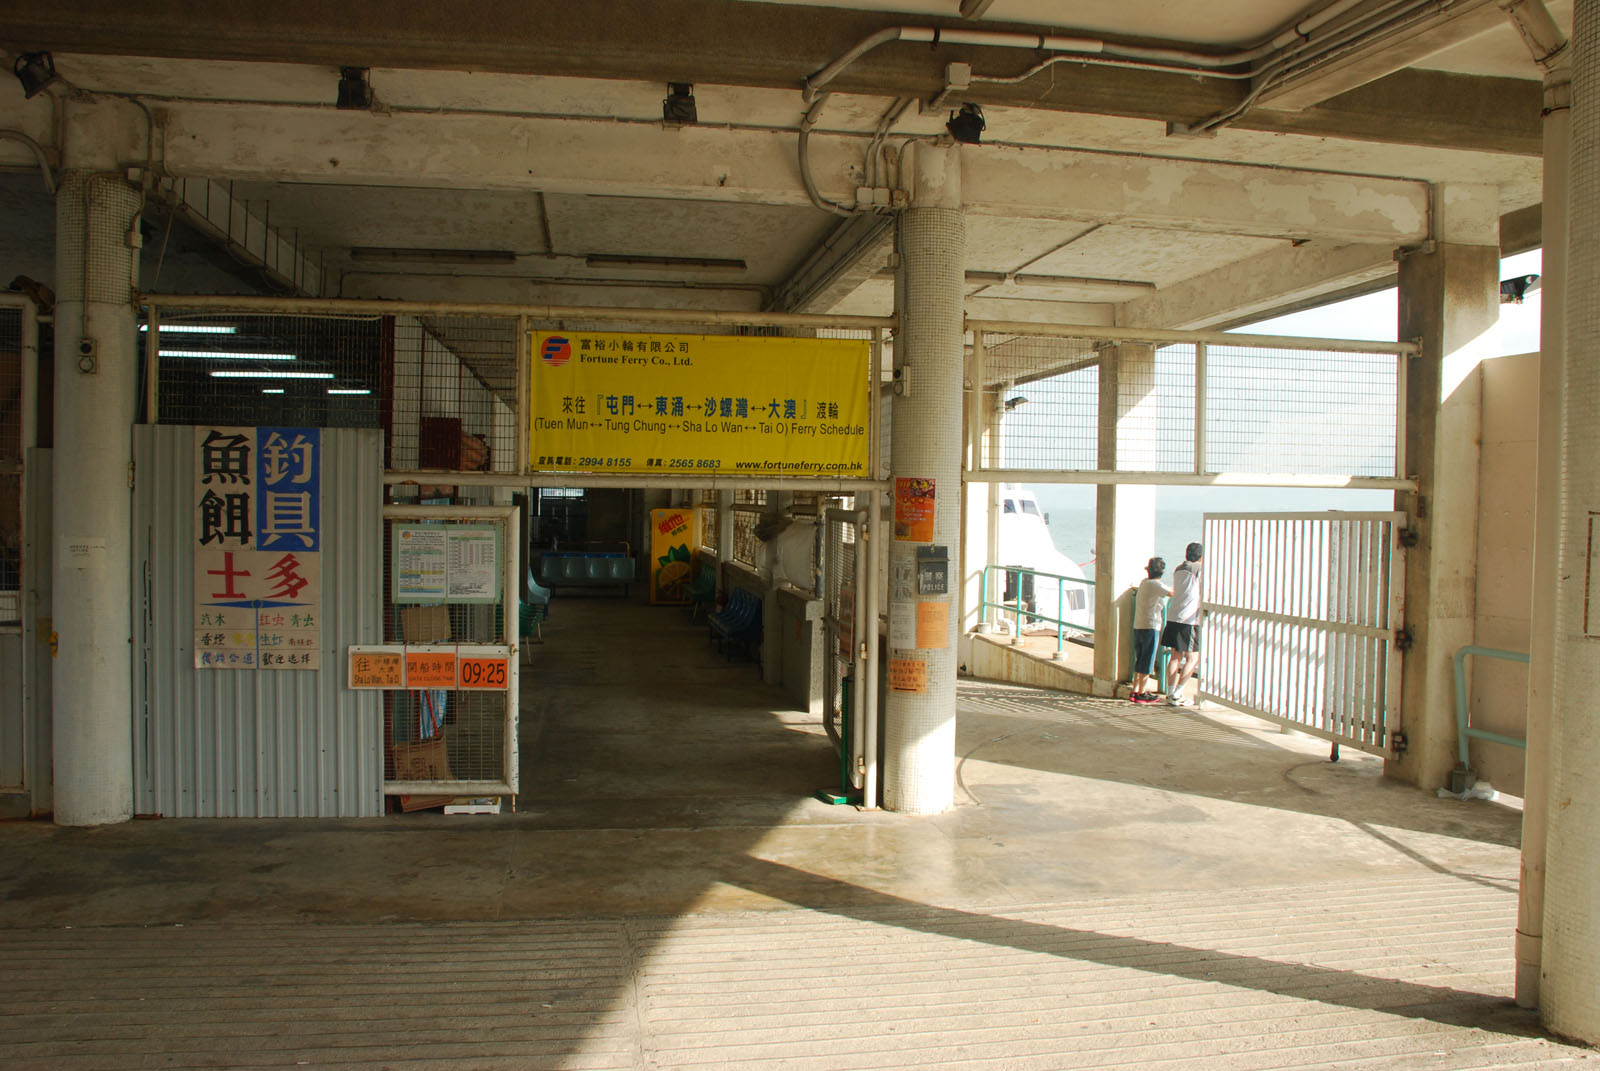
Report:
141,323,238,334
262,388,286,394
662,82,698,125
13,52,60,99
336,66,373,110
1500,273,1541,304
160,350,297,361
1003,395,1029,411
328,388,371,395
209,370,334,379
946,102,985,145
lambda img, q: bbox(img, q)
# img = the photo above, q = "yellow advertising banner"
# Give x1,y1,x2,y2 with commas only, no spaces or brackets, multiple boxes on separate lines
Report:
530,331,870,477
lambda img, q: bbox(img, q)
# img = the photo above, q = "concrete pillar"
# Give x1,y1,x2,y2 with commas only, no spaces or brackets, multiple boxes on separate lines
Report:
1541,0,1600,1042
884,141,963,815
1517,39,1570,1012
1387,184,1500,791
1092,344,1158,695
52,99,144,826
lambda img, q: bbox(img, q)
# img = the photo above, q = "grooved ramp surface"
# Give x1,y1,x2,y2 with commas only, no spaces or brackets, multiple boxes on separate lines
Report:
2,872,1592,1070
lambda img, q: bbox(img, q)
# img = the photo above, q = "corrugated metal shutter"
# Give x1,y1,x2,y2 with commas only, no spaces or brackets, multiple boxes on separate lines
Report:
132,426,384,817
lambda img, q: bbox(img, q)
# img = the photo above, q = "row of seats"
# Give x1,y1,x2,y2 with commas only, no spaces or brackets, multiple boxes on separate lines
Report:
708,586,762,660
537,553,636,597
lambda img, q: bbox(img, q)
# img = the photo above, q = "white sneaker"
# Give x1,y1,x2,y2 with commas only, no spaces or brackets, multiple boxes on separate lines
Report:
1167,693,1184,706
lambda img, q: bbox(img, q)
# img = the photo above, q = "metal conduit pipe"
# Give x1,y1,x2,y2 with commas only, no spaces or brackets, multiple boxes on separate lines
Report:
1499,0,1569,1016
1542,0,1600,1043
803,0,1413,99
0,130,56,193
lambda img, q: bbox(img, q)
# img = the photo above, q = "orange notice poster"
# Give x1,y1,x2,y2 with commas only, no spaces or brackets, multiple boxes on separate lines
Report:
894,477,935,542
889,657,927,693
915,602,949,650
405,650,457,688
457,657,510,690
348,648,404,689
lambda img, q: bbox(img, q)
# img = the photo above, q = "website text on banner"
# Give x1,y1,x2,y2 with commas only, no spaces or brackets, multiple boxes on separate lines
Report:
529,332,870,477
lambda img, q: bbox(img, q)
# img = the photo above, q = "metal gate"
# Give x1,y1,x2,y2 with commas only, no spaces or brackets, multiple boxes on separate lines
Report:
821,497,880,804
1199,512,1405,754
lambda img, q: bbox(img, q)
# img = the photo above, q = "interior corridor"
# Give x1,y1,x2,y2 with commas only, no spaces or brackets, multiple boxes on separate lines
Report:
0,594,1587,1068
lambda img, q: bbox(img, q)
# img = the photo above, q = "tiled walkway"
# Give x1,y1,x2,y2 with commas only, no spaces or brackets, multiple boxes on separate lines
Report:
0,596,1590,1069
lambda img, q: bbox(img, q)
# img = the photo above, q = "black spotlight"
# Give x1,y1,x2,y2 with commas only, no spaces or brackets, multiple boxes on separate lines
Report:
1500,273,1541,304
947,102,985,145
662,82,697,125
336,66,373,110
13,51,60,99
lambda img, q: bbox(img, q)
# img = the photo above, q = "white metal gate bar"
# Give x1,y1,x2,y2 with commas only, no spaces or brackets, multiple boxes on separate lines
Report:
1200,511,1404,754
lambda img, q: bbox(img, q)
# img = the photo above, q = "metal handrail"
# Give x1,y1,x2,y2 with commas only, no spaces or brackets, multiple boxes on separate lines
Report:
1454,645,1530,768
978,564,1095,657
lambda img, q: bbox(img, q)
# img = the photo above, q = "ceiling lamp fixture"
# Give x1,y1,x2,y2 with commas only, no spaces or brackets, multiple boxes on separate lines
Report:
336,66,373,110
13,52,60,99
348,247,517,264
140,323,238,334
328,388,371,395
584,253,746,272
947,102,985,145
209,370,334,379
662,82,698,125
160,350,297,361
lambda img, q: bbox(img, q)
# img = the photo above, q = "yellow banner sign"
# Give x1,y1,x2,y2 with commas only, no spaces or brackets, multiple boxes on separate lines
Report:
530,331,870,477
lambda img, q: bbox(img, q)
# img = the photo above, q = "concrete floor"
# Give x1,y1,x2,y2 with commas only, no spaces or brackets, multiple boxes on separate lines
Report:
0,593,1592,1068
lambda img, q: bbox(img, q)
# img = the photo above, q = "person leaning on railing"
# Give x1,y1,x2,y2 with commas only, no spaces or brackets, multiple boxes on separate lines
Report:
1130,557,1170,704
1163,542,1204,707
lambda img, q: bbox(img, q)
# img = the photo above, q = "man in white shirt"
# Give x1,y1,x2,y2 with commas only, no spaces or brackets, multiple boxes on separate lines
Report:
1130,557,1170,703
1162,542,1204,706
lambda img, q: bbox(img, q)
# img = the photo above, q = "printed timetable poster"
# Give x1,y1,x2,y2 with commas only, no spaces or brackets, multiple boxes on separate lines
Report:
193,426,322,670
529,331,870,477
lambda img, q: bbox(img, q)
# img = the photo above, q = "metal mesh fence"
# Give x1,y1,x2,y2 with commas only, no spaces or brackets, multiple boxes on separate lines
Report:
149,310,522,484
698,489,720,553
150,312,387,430
391,315,518,476
0,305,20,625
975,329,1402,480
380,514,510,787
731,508,761,567
1204,345,1398,477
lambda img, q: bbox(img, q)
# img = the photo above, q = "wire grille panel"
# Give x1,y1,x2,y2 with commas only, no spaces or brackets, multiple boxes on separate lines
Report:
1205,345,1398,477
152,313,385,429
0,306,21,625
975,330,1401,480
698,490,719,553
380,515,511,788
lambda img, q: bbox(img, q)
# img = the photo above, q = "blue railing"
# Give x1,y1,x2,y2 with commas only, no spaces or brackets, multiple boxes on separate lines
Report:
1454,645,1529,768
978,564,1095,657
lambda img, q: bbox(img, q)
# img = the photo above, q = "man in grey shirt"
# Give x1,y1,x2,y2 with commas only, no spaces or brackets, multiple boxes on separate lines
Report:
1162,542,1203,706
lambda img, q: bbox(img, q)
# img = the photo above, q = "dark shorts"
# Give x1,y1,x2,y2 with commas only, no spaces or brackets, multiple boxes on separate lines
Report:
1133,628,1159,674
1162,621,1200,653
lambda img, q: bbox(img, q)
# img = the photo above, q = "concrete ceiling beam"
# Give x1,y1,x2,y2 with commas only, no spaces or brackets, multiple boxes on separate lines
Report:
767,211,895,314
1115,241,1400,331
5,0,1542,154
155,102,1431,245
1255,0,1511,112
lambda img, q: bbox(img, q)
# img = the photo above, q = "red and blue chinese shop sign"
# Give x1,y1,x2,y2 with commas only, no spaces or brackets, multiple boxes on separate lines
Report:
192,427,323,670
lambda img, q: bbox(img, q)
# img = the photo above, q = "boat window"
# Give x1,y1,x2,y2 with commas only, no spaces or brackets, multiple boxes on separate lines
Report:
1003,500,1016,513
1020,501,1039,516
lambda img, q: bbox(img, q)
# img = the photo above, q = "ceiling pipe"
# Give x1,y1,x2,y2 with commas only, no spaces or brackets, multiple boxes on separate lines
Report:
0,129,56,193
803,0,1394,101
